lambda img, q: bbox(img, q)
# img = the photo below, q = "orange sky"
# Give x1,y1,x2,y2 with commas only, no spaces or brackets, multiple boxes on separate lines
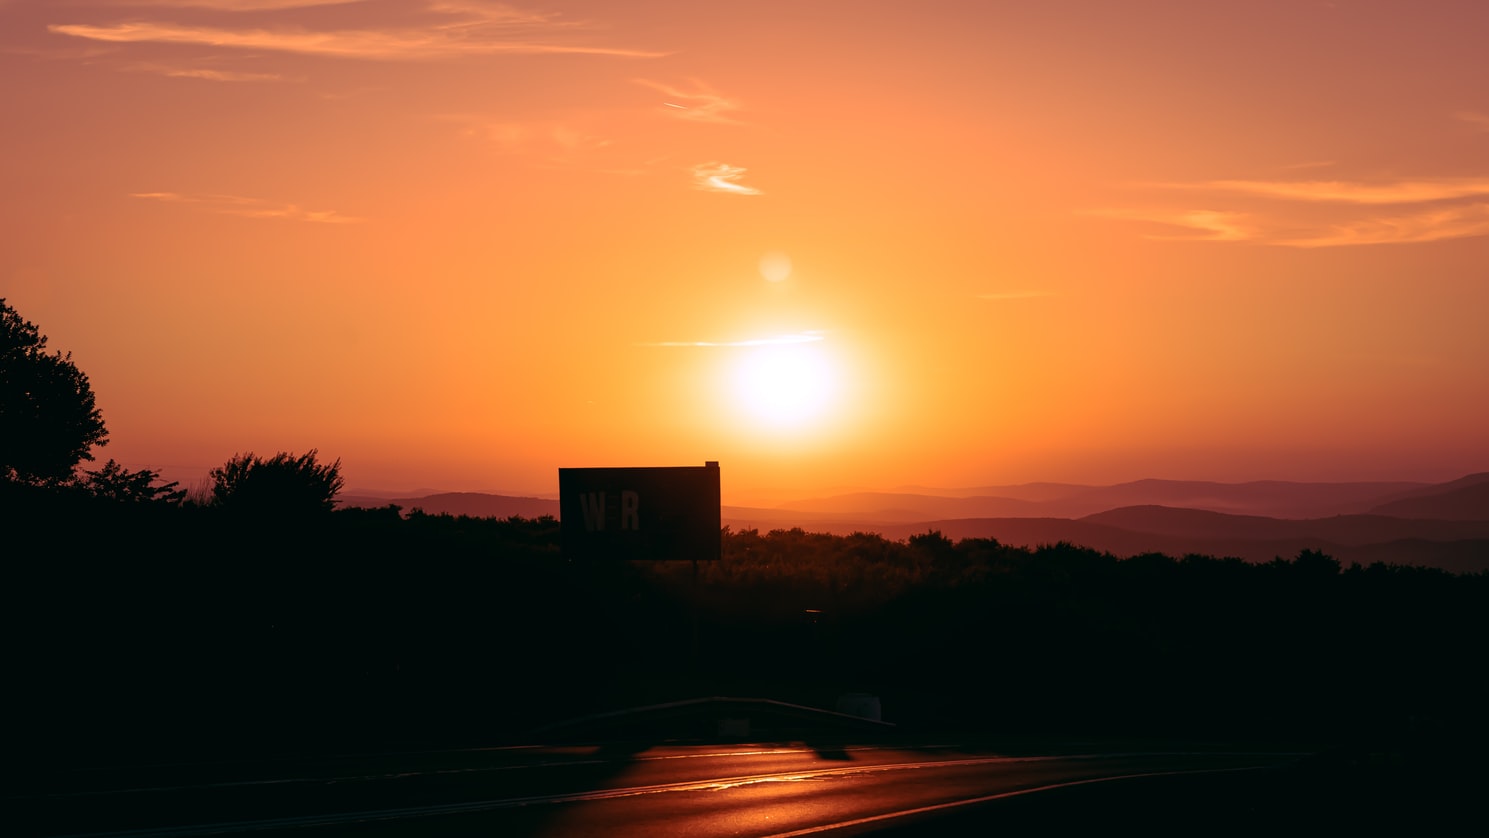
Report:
4,0,1488,501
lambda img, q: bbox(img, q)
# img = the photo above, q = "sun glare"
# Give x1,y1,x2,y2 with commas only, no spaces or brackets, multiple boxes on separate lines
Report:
732,343,838,428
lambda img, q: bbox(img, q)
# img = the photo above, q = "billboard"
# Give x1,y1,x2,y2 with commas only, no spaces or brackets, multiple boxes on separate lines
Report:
558,462,721,561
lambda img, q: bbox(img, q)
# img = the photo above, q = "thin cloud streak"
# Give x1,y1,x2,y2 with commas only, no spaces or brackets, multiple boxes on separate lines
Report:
692,162,761,195
1280,202,1489,248
161,67,286,82
49,3,667,61
635,79,742,124
440,114,615,161
1100,204,1489,248
642,332,825,348
133,192,364,223
1454,111,1489,132
1105,172,1489,246
51,22,664,59
1173,178,1489,205
1092,208,1255,242
101,0,363,9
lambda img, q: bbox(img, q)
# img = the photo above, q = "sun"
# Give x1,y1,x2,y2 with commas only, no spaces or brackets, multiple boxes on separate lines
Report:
731,342,839,429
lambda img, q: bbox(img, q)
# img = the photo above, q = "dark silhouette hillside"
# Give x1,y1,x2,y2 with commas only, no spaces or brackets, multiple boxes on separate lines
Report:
1369,472,1489,520
781,478,1429,520
339,475,1489,572
339,491,560,519
1085,505,1489,544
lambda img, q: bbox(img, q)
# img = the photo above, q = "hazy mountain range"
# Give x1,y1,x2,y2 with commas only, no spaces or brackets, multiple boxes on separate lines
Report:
339,473,1489,573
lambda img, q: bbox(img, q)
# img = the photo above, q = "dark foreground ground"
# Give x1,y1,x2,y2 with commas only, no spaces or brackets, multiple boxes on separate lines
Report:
7,729,1481,837
861,746,1483,836
305,743,1480,837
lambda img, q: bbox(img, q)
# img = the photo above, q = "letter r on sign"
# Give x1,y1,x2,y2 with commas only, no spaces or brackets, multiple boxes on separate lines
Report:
621,490,640,531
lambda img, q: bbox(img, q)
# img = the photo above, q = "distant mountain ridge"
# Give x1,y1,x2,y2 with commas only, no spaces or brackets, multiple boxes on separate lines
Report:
338,474,1488,572
780,479,1430,520
1367,472,1489,520
338,492,559,519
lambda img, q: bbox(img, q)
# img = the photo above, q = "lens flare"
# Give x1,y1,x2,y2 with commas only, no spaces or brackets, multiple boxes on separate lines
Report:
759,251,792,283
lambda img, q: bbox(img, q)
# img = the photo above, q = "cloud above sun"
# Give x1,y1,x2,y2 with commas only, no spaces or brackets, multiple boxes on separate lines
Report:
98,0,363,9
1454,111,1489,132
692,162,761,195
635,79,742,124
640,331,825,348
154,66,288,82
50,1,667,60
1103,175,1489,247
1091,208,1256,243
133,192,364,223
1281,203,1489,248
1164,178,1489,205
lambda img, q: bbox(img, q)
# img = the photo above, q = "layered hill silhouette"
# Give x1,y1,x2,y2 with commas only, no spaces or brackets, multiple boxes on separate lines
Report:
1366,472,1489,520
340,473,1489,573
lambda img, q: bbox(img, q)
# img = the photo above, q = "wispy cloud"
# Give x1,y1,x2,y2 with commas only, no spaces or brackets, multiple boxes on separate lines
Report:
438,112,621,169
1105,173,1489,247
1181,178,1489,204
99,0,364,9
1281,203,1489,248
471,119,611,153
692,162,761,195
50,2,667,60
51,22,663,59
1091,208,1255,242
1454,111,1489,132
158,66,287,82
1280,160,1337,171
635,79,741,124
641,332,825,348
132,192,364,223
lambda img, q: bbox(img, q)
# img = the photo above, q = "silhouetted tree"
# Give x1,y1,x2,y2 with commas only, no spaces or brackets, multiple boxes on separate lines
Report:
0,298,108,484
908,529,955,556
1293,547,1341,577
80,459,187,505
209,450,344,515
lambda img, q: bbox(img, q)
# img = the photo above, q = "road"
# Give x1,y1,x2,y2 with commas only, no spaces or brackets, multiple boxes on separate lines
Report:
10,740,1303,836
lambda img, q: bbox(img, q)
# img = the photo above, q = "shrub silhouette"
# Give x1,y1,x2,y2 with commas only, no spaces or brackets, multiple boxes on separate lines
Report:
81,459,187,505
0,298,108,484
209,450,343,516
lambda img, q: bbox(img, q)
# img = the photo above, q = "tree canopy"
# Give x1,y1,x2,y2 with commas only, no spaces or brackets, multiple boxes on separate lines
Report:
209,449,344,516
0,298,108,484
81,459,186,505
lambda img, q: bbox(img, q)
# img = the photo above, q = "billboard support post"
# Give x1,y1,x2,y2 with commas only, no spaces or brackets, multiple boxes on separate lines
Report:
559,462,721,669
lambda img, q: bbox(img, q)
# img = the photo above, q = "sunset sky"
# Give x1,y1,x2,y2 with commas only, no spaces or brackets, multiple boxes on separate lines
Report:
4,0,1488,501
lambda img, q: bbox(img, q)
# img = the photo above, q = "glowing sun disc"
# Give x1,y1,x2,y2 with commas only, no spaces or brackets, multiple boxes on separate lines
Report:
733,343,837,427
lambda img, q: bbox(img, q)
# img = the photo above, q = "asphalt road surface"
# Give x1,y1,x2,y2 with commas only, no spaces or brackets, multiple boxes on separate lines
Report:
10,740,1312,837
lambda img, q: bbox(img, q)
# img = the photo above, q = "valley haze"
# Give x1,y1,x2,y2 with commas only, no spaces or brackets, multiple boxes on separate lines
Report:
340,472,1489,573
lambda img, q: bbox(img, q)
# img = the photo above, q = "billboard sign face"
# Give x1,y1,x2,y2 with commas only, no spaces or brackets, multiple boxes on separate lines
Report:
559,462,721,561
